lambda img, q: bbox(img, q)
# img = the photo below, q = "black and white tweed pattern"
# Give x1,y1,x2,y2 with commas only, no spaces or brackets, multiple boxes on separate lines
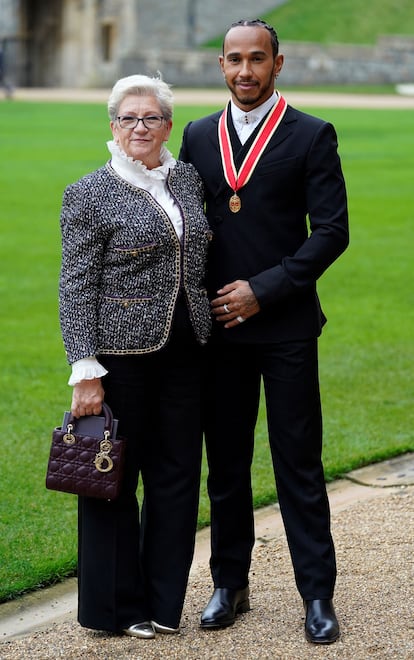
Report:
59,161,212,363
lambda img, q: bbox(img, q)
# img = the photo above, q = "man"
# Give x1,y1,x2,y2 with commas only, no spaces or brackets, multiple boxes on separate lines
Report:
0,45,13,98
179,19,349,644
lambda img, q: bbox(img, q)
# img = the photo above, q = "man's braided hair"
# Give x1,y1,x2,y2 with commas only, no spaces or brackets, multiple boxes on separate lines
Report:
223,19,279,57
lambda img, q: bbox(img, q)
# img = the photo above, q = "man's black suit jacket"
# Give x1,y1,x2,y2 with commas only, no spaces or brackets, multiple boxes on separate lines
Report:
179,103,349,343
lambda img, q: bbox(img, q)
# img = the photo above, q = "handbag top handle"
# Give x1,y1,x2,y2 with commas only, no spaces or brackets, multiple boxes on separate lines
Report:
66,402,113,436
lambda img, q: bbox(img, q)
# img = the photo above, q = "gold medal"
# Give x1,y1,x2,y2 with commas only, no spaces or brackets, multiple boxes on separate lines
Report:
229,193,241,213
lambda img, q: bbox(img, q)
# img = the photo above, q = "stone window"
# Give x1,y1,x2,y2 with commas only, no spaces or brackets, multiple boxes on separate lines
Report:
101,22,115,62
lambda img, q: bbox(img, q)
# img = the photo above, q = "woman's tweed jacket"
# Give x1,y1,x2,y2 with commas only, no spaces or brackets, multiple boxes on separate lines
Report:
59,160,212,364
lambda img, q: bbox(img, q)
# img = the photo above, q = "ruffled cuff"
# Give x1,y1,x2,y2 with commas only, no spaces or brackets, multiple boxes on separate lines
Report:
68,357,108,386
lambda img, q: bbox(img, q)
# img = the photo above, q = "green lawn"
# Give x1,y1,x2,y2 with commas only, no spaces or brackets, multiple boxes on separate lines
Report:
0,99,413,602
205,0,414,46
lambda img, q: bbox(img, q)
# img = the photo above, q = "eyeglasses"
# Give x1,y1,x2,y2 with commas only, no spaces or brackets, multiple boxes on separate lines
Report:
117,115,165,130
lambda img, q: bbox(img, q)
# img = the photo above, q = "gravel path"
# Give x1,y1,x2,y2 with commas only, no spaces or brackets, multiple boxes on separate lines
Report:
1,487,412,659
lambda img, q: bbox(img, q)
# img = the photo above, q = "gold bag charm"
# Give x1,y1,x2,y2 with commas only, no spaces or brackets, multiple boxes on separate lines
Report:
94,434,114,473
63,423,76,445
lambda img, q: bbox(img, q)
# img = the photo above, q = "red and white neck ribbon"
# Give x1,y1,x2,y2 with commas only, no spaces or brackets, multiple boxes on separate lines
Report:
218,94,287,193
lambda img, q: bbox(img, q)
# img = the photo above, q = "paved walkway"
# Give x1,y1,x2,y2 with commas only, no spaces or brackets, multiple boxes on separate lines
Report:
7,87,414,108
0,453,413,658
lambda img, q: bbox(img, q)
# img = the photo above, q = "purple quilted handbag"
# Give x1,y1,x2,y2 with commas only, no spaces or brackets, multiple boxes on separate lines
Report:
46,403,126,500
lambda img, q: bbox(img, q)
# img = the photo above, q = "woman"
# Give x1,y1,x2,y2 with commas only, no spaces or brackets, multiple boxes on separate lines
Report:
59,75,211,638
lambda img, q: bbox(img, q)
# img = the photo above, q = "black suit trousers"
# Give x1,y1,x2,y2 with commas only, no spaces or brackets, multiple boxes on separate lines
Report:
204,337,336,600
77,317,204,632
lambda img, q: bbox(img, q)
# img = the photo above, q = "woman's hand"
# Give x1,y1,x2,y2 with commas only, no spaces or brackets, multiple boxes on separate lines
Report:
71,378,105,417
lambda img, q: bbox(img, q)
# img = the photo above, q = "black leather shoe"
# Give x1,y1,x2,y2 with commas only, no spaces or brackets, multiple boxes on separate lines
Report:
200,587,250,628
304,599,339,644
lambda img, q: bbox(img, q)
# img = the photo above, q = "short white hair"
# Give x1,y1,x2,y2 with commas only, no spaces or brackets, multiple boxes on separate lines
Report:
107,74,173,121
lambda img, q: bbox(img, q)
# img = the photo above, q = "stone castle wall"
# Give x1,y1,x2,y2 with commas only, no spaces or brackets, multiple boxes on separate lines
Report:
0,0,413,88
122,36,414,88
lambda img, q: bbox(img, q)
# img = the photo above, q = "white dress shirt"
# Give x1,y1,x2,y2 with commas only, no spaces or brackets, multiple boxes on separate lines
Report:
231,92,278,144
